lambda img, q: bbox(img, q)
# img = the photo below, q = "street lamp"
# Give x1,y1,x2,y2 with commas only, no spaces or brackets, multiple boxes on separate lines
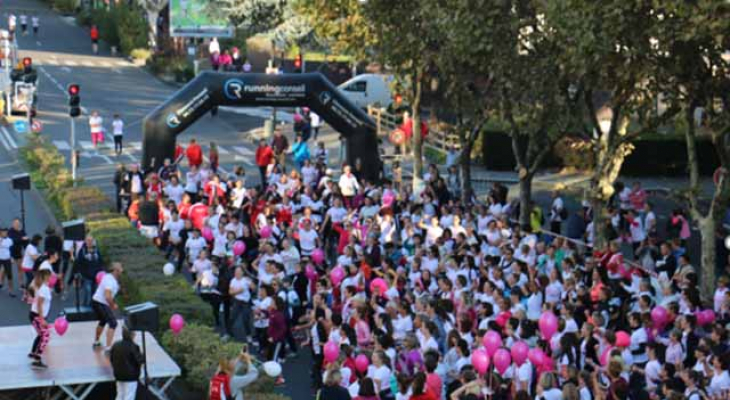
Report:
596,105,613,135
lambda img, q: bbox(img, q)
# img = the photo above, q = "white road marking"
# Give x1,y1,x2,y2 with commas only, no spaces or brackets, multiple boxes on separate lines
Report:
112,68,122,74
216,146,229,155
1,127,18,149
0,128,11,151
99,154,113,164
36,41,41,46
79,140,95,150
60,67,72,73
53,140,71,150
129,141,142,150
233,146,254,157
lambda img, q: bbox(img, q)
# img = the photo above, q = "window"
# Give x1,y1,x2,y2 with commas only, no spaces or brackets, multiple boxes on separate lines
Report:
344,81,367,92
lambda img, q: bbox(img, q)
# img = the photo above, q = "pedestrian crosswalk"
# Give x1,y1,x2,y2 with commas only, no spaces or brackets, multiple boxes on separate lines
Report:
41,139,259,168
34,58,130,69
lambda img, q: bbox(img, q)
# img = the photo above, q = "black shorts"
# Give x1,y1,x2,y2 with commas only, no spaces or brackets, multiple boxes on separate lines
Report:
92,301,117,329
21,24,27,31
33,27,38,33
0,259,12,278
92,38,98,44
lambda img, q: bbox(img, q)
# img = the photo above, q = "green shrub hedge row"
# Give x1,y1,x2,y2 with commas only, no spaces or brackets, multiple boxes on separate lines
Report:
75,4,147,55
20,134,286,397
480,131,718,176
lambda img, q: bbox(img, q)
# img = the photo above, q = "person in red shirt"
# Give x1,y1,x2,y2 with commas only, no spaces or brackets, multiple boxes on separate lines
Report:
410,372,438,400
174,143,185,162
90,25,99,54
255,139,274,188
186,139,203,168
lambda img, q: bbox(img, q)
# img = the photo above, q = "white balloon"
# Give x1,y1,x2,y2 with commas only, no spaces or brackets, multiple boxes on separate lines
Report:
262,361,282,377
163,263,175,276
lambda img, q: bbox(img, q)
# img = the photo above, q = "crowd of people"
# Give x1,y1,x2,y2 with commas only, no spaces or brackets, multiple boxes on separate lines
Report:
107,123,730,400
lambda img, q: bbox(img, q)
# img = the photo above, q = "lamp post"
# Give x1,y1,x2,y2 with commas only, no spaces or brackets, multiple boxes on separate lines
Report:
596,105,613,135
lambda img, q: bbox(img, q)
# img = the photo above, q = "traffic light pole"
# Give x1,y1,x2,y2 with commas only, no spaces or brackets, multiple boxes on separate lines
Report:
70,116,76,185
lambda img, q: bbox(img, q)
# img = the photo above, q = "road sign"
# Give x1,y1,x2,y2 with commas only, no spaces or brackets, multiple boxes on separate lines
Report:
13,119,27,133
31,119,42,133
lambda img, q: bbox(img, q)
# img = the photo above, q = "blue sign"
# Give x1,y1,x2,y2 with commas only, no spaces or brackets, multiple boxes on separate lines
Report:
166,113,181,129
14,120,28,134
223,78,244,100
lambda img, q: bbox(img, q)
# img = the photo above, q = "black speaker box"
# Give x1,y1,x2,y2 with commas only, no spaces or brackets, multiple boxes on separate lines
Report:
138,201,159,226
11,173,30,191
64,306,97,322
62,219,86,241
125,302,159,332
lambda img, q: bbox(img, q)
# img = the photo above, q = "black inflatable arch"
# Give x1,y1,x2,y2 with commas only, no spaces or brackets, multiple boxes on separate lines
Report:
142,71,381,181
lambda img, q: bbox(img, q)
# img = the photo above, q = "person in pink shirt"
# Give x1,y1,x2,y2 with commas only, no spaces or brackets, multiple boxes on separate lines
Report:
424,351,442,400
629,182,647,212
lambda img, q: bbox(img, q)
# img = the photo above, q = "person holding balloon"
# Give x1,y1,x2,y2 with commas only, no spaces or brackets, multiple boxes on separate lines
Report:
91,262,123,353
28,264,53,369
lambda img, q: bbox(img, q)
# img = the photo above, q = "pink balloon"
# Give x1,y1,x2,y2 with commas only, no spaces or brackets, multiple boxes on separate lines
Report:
305,264,317,280
202,227,214,241
355,354,369,373
493,348,512,375
511,341,529,366
260,225,273,239
324,341,339,363
48,273,58,288
330,266,346,286
233,241,246,256
615,331,631,348
701,309,716,325
370,278,388,294
541,355,554,371
651,306,668,327
471,348,490,375
54,316,69,336
170,313,185,335
382,192,395,207
528,348,545,366
600,346,613,367
539,311,558,340
95,271,106,285
482,330,503,358
311,248,325,265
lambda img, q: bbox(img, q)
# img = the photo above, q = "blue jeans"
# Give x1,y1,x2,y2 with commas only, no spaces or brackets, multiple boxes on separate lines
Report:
81,278,96,307
230,300,253,339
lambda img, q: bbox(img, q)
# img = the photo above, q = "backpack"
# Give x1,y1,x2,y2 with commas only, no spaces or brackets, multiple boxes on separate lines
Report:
559,206,568,220
209,373,231,400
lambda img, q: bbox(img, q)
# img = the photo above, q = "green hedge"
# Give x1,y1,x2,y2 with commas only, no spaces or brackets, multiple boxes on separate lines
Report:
480,130,718,176
75,4,147,54
20,134,288,398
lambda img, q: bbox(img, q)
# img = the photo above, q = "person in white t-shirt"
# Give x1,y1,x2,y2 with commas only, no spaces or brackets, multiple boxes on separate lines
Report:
32,15,39,36
164,176,185,205
29,265,54,369
185,229,207,267
0,227,14,296
19,14,28,35
298,219,319,256
8,14,16,36
21,234,42,291
112,114,124,155
92,262,123,351
89,111,104,149
229,266,255,342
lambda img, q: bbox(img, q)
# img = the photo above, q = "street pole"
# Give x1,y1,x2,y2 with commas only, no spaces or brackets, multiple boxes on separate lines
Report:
19,189,25,232
70,117,77,185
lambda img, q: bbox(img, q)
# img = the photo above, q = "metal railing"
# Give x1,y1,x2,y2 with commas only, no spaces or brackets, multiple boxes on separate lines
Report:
366,106,461,156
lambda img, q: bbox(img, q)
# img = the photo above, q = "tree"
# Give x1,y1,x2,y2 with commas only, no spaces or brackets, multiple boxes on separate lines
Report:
137,0,167,50
213,0,289,37
546,0,679,248
654,1,730,296
361,0,440,192
431,1,574,218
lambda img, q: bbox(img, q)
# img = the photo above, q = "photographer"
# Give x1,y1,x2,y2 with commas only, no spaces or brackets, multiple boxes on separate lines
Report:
209,347,259,400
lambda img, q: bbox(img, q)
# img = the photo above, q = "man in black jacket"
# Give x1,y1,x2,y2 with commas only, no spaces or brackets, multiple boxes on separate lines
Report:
110,325,144,400
73,236,103,306
113,163,128,214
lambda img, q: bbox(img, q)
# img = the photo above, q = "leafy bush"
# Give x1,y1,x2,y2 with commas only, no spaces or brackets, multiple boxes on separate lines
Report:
114,5,148,54
52,0,78,14
130,48,152,62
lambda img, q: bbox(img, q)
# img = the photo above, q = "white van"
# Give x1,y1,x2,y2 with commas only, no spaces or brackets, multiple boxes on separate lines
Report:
338,73,394,109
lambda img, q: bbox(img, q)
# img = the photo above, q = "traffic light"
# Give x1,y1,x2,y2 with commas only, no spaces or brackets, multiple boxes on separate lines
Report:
294,53,302,72
22,57,32,74
68,84,81,117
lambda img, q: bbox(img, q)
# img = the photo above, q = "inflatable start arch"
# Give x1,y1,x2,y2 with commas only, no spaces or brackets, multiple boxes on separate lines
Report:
142,72,381,181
